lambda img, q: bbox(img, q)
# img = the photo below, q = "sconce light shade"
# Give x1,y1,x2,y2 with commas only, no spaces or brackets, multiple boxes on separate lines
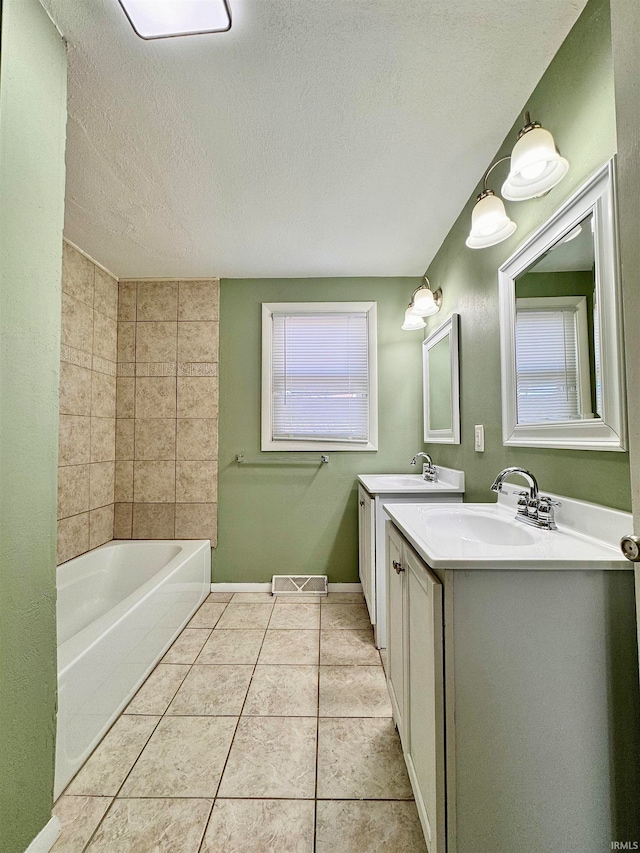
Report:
501,125,569,201
401,306,427,331
410,280,443,317
466,190,517,250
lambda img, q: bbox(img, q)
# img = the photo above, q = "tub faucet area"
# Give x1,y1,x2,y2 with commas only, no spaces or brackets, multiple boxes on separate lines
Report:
411,452,438,482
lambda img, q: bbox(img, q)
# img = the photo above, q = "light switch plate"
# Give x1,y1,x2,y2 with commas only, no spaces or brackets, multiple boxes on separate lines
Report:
474,424,485,452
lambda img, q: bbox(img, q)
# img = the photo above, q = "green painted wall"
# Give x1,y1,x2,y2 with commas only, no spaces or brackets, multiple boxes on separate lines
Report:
217,278,424,582
0,1,67,850
422,0,631,510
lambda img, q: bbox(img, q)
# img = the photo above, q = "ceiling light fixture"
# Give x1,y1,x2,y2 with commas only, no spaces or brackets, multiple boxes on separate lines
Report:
402,275,442,330
117,0,232,40
502,112,569,201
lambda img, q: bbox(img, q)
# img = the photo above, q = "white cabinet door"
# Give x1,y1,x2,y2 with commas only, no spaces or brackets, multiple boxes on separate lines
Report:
385,521,407,741
405,546,445,853
358,486,375,623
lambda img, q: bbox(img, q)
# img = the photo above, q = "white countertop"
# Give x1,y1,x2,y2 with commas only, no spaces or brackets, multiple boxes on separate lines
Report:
385,493,631,570
358,466,464,495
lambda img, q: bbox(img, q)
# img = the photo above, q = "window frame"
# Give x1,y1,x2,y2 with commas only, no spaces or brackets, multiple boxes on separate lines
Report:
261,301,378,452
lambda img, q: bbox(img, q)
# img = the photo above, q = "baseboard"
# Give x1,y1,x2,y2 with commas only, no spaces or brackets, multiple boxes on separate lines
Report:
24,817,61,853
210,582,362,593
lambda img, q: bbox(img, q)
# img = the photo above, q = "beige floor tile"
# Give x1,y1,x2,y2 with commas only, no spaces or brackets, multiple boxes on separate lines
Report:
320,629,380,666
66,716,159,796
243,666,318,717
197,629,265,665
187,602,227,629
316,718,413,800
258,630,319,665
207,592,233,603
51,796,112,853
218,717,317,799
216,603,274,630
121,716,237,798
275,594,324,603
315,801,427,853
268,602,320,630
201,799,315,853
162,628,211,664
167,665,253,716
230,592,274,602
319,666,392,717
321,603,372,630
86,798,212,853
322,592,365,603
125,665,190,715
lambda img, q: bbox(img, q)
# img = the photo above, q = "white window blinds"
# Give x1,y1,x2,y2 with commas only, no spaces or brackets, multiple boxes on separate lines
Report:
271,311,370,443
515,307,581,423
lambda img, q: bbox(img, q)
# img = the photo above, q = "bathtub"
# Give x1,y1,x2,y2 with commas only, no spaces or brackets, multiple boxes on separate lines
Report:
55,539,210,797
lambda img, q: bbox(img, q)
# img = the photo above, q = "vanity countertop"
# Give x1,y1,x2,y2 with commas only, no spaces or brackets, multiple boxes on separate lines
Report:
385,492,631,571
358,466,464,495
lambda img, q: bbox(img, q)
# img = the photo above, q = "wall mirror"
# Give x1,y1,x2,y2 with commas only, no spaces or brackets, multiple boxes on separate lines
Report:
499,159,626,451
423,313,460,444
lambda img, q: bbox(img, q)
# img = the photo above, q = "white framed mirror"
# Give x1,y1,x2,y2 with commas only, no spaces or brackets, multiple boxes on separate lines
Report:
423,313,460,444
499,158,626,451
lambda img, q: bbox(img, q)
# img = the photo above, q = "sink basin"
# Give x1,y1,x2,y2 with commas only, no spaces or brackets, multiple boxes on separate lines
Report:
357,469,465,495
423,509,536,546
375,476,434,488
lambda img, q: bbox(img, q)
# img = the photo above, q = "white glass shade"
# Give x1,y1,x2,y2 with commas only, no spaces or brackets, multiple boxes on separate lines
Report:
466,193,517,249
502,127,569,200
118,0,231,39
402,307,427,331
410,286,440,317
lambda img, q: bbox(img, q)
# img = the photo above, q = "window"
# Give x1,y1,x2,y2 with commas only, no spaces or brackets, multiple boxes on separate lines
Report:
262,302,378,451
515,296,593,423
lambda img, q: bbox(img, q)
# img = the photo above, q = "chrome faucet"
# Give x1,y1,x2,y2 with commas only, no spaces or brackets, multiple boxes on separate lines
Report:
411,452,438,483
490,467,560,530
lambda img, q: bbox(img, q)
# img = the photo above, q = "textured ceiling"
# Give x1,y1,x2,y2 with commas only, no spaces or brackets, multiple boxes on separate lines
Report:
43,0,588,279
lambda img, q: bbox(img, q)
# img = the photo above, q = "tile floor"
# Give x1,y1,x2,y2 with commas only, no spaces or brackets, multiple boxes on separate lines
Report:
52,592,427,853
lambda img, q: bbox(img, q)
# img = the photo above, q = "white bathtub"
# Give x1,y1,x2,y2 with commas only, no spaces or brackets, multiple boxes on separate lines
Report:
55,539,210,797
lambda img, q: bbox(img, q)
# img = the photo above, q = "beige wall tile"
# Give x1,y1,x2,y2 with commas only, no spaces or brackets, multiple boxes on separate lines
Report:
93,311,118,362
90,461,115,509
177,322,218,363
135,377,176,419
62,293,93,355
132,503,175,539
116,377,135,418
117,362,135,376
58,464,90,519
135,419,176,460
136,321,177,363
118,281,137,321
178,280,219,321
61,344,92,371
57,512,90,564
175,503,217,544
176,461,217,503
177,362,217,377
59,415,91,466
135,362,177,377
177,377,218,418
62,243,94,306
60,362,92,416
134,461,175,503
176,418,218,461
91,417,116,463
91,372,116,418
90,505,114,550
137,281,178,321
114,503,133,539
115,461,134,502
94,268,118,319
115,419,135,460
117,321,136,362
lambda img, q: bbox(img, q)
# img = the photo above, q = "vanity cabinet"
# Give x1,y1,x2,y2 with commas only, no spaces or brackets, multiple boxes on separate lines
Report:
358,485,375,619
386,522,445,853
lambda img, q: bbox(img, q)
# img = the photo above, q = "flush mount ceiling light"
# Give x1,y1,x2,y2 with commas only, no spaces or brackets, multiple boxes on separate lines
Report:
466,157,517,250
402,275,442,329
502,112,569,201
117,0,232,40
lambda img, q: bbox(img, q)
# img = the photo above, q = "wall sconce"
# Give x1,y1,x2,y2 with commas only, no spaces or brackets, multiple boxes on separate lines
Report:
402,275,442,330
466,112,569,250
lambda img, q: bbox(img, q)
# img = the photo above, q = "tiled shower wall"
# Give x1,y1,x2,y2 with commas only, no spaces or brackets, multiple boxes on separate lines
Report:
57,243,118,564
113,279,219,543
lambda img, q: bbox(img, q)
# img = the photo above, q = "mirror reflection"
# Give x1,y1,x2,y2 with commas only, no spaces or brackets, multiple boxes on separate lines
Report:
514,211,601,424
428,336,453,431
